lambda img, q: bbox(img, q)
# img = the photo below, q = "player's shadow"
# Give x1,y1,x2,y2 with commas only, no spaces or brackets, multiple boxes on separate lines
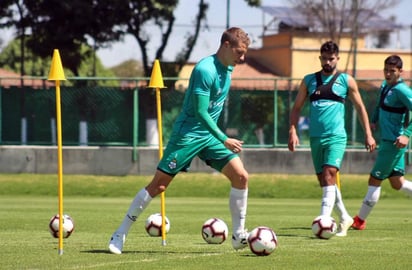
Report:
82,250,112,254
82,249,222,255
275,226,312,238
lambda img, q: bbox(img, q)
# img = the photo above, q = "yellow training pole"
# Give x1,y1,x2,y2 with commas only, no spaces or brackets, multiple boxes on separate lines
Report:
48,49,66,255
155,87,167,246
148,59,167,246
337,171,341,190
56,79,64,255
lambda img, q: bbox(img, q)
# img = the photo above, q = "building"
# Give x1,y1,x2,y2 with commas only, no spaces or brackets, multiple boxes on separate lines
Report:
0,68,52,88
179,6,411,91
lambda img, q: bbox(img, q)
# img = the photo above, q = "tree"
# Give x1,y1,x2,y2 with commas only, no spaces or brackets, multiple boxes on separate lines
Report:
26,0,129,77
174,0,208,73
288,0,400,44
0,0,262,79
0,0,16,50
121,0,179,77
125,0,261,77
0,38,117,86
0,0,128,78
287,0,400,74
110,59,144,78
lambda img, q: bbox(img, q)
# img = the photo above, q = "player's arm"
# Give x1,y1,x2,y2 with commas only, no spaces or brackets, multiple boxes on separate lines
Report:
347,75,376,151
394,86,412,147
288,80,307,152
193,93,227,142
193,94,243,152
370,98,380,131
397,120,411,148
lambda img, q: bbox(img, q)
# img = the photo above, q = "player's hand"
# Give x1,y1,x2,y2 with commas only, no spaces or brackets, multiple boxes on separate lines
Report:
394,135,409,149
288,130,299,152
365,136,376,152
224,138,243,153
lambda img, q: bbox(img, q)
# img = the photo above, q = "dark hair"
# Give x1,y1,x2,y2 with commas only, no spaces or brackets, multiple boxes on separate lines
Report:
220,27,250,47
320,41,339,55
384,55,403,69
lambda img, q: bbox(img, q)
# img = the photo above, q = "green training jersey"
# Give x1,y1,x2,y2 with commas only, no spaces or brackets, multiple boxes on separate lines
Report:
373,79,412,141
304,72,349,138
171,54,233,140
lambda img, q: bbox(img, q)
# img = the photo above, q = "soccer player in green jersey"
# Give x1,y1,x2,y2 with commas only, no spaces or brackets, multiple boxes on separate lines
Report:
352,55,412,230
109,27,251,254
288,41,376,237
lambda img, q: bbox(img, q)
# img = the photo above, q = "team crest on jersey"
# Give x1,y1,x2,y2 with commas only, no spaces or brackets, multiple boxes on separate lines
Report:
335,158,341,166
168,158,177,170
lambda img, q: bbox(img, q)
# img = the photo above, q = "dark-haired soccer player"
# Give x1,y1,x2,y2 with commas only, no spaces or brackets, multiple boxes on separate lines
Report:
288,41,376,237
352,55,412,230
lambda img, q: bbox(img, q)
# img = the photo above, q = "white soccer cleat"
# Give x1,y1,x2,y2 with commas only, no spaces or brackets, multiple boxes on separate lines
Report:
336,217,354,237
232,230,249,250
108,232,126,254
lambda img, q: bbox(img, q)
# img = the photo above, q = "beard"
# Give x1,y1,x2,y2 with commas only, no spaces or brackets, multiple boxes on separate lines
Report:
322,65,335,73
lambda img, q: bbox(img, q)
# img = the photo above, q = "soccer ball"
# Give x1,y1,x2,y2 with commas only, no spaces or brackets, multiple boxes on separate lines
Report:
201,218,229,244
247,226,278,256
145,213,170,237
49,214,75,238
311,215,337,239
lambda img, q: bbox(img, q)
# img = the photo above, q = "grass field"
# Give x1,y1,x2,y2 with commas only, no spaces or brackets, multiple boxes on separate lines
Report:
0,173,411,270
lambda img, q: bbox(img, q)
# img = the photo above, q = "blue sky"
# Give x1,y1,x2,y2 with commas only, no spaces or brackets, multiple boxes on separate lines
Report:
1,0,411,68
96,0,412,67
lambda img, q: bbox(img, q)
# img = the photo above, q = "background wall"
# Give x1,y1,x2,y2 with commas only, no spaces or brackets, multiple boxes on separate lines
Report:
0,146,383,176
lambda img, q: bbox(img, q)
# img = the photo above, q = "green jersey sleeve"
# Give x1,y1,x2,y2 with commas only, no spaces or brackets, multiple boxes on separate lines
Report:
193,93,228,143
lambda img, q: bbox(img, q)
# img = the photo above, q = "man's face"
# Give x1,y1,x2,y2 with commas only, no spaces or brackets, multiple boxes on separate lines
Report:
319,52,339,73
383,64,402,85
225,41,248,66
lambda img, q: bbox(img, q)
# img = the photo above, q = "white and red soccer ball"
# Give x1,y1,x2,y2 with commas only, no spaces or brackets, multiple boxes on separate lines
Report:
145,213,170,237
49,214,75,238
201,218,229,244
247,226,278,256
311,215,337,239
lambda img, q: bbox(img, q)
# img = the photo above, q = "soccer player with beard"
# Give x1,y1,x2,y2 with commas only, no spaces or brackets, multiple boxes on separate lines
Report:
288,41,376,237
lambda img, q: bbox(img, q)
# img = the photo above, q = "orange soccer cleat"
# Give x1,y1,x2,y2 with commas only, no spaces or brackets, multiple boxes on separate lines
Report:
351,215,366,230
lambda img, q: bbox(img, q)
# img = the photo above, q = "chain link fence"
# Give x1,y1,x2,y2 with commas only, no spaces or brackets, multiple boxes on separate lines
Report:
0,77,402,148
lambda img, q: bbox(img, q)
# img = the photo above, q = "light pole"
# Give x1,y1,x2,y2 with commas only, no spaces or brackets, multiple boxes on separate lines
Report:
226,0,230,29
223,0,230,131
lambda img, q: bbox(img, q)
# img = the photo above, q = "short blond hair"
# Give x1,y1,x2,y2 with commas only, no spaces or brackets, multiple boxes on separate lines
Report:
220,27,250,47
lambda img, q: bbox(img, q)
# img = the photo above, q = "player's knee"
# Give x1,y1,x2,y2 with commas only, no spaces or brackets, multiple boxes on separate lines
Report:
158,185,167,193
230,170,248,189
146,184,167,197
322,170,337,185
389,179,403,190
389,175,405,190
238,170,249,187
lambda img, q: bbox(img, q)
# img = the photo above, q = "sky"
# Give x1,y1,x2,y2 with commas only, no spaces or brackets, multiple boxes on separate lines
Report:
95,0,412,67
1,0,412,68
96,0,278,67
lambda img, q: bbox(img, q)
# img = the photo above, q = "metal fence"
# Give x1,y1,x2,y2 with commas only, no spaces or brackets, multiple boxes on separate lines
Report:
0,76,401,148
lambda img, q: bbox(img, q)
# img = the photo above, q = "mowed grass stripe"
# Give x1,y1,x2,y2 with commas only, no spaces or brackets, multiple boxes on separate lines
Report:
0,173,410,269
